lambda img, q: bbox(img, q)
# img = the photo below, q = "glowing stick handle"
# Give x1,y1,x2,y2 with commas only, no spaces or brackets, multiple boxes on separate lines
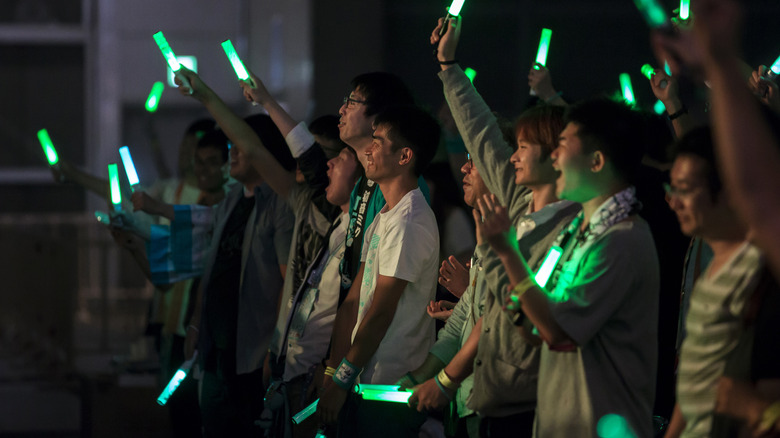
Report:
157,352,198,406
292,399,318,424
108,163,122,211
118,146,140,190
152,31,192,93
145,81,164,113
37,129,60,167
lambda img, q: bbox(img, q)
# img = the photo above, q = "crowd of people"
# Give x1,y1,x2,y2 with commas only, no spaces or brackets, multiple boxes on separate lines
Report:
52,0,780,437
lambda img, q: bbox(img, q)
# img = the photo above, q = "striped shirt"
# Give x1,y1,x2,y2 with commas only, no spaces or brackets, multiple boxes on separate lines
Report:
677,242,763,437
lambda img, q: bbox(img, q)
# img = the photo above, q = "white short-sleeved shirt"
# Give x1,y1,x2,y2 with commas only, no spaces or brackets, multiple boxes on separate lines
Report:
352,188,439,384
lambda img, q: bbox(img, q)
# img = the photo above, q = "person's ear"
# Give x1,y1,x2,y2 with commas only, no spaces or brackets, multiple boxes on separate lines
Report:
591,150,605,173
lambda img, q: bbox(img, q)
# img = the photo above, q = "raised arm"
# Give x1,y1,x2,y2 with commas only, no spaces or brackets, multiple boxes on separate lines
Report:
430,16,529,216
647,67,694,138
175,67,296,198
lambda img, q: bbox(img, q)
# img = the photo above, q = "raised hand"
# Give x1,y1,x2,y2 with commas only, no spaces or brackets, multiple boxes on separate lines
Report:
474,194,515,256
430,15,462,64
438,255,469,298
239,69,274,106
528,63,557,101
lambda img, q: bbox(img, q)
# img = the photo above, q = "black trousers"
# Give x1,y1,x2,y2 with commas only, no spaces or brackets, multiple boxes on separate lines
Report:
479,410,535,438
200,348,265,438
336,393,427,438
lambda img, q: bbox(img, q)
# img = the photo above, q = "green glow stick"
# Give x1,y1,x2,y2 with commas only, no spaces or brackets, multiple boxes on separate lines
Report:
448,0,465,17
314,430,327,438
157,352,198,406
620,73,636,105
664,60,672,76
641,64,654,80
36,129,59,166
360,389,412,403
108,163,122,210
770,54,780,76
152,31,192,92
654,100,666,115
292,399,318,424
145,81,164,113
118,146,140,190
534,246,562,288
679,0,690,20
597,413,637,438
221,39,251,81
464,67,477,83
535,28,553,67
633,0,670,29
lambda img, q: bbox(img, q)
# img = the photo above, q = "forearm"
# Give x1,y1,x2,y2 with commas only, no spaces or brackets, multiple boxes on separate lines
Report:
664,403,685,438
202,94,294,197
442,317,481,382
410,354,446,383
662,97,694,138
261,99,298,138
70,167,110,200
345,308,398,368
327,266,364,366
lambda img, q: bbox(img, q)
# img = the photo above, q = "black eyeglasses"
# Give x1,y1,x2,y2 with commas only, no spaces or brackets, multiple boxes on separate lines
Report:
343,95,368,108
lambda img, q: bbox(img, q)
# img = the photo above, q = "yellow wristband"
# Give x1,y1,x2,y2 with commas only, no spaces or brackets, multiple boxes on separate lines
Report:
437,369,460,391
759,401,780,434
511,276,536,299
324,366,337,377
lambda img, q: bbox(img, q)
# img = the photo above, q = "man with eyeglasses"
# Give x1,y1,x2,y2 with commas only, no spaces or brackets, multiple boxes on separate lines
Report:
332,73,430,300
663,126,771,438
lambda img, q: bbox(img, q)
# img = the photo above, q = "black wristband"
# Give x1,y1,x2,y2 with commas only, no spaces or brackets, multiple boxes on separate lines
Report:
438,59,459,65
667,105,688,121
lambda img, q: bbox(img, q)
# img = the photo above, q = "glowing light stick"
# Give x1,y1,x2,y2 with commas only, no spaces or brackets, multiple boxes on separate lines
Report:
654,100,666,115
534,246,562,288
620,73,636,105
145,81,164,113
221,40,253,83
314,430,327,438
633,0,671,30
437,0,466,37
664,60,672,76
108,163,122,211
359,389,412,403
597,413,637,438
157,352,198,406
152,31,192,93
37,129,59,166
768,54,780,78
535,28,553,68
447,0,465,17
118,146,140,190
464,67,477,83
679,0,690,20
292,399,318,424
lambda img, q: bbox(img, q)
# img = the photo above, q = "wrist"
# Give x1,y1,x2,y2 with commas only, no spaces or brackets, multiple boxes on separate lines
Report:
661,98,684,114
332,358,362,391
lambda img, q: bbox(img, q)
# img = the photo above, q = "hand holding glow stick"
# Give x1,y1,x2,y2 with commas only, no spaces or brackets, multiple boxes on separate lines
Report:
153,31,193,94
529,28,553,96
118,146,140,191
157,351,198,406
37,129,60,167
641,64,668,89
767,54,780,80
438,0,465,36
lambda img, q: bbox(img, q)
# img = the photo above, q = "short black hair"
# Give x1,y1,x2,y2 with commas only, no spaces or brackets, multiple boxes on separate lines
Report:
674,126,722,198
308,114,341,142
185,118,216,139
243,114,296,172
373,105,440,177
564,98,647,184
197,129,229,162
350,72,415,117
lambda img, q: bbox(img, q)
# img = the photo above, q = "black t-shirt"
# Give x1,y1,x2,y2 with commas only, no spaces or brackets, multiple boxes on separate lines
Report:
206,194,255,350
